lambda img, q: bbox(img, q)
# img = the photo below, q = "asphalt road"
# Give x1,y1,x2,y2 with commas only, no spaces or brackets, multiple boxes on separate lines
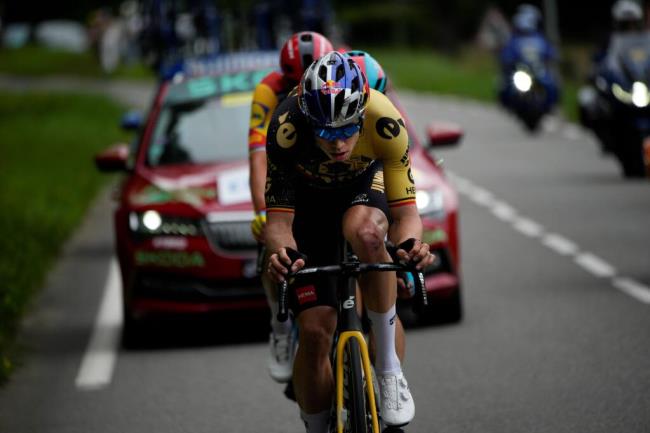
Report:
1,87,649,433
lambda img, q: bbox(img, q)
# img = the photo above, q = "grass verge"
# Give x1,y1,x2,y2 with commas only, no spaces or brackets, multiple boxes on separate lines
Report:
0,45,154,80
0,91,129,384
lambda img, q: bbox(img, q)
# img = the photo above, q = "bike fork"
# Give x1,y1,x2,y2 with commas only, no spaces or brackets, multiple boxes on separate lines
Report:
336,331,380,433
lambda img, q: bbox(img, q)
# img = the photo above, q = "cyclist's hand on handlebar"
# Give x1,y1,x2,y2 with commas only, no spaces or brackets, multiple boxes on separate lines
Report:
267,247,306,283
395,238,436,271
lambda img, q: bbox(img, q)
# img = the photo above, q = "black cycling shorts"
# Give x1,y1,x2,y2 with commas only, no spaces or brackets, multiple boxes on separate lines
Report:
289,162,390,316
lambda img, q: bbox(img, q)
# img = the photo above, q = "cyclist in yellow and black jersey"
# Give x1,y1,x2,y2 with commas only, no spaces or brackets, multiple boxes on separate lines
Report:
265,51,436,433
265,87,416,211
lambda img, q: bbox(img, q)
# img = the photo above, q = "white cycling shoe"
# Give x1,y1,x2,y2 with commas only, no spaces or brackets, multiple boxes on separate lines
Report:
267,331,295,383
377,371,415,426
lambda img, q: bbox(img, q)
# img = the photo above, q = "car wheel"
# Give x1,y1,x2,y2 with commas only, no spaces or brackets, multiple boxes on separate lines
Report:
121,304,143,349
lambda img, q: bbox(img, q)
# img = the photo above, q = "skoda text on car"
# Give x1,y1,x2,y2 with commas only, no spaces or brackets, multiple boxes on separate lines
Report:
95,54,463,338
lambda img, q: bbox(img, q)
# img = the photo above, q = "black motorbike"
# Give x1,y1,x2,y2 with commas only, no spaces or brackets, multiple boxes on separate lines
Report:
580,32,650,178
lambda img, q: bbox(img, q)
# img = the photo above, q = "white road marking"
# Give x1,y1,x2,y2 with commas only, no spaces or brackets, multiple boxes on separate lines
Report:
451,173,647,305
563,125,583,141
612,278,650,304
543,116,560,133
75,258,122,390
468,187,494,206
512,217,544,238
574,253,617,278
542,233,579,256
491,201,518,222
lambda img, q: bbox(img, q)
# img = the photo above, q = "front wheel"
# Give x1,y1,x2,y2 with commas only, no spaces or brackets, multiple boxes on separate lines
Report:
343,339,371,433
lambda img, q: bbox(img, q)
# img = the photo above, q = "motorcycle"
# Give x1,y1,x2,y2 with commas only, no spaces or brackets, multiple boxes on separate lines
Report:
579,31,650,178
499,59,559,132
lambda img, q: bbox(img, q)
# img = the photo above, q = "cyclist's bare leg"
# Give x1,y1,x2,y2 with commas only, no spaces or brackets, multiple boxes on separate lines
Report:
342,206,395,312
293,305,337,413
343,206,401,371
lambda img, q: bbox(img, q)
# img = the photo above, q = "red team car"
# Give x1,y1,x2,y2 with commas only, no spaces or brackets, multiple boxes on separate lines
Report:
95,54,463,340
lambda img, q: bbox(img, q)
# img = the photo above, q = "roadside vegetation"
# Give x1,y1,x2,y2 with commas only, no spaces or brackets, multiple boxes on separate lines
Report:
0,91,128,384
0,45,153,80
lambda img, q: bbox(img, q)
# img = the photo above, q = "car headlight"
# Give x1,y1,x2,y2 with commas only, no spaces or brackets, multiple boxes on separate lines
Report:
416,189,445,218
513,70,533,92
128,211,201,236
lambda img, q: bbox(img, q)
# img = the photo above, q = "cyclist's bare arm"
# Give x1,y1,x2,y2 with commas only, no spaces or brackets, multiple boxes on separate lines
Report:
266,211,305,282
388,204,433,270
249,151,267,215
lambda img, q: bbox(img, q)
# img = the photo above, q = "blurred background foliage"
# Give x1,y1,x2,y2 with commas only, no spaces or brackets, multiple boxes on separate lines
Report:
0,0,619,45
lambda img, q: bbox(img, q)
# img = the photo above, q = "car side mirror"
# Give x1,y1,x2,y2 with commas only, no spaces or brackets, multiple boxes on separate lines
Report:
95,143,129,172
426,121,463,147
121,110,143,131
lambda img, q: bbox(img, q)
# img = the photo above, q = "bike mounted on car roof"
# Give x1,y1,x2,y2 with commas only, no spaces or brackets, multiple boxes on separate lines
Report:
277,238,437,433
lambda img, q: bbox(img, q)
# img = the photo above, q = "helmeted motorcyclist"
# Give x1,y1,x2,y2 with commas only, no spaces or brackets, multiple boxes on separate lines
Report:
498,5,559,127
499,7,557,85
578,0,648,153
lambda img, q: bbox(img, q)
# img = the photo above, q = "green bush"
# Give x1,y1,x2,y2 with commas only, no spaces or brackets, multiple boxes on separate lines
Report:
0,91,128,384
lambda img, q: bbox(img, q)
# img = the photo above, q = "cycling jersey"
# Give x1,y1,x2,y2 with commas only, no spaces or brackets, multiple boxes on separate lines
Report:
265,89,417,212
248,71,295,154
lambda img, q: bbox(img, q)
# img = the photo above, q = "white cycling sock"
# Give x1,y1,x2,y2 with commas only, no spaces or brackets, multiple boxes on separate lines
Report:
269,299,292,335
300,409,330,433
367,305,401,375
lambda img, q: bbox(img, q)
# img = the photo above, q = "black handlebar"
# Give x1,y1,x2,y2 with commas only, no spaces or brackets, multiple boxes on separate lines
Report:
277,261,429,323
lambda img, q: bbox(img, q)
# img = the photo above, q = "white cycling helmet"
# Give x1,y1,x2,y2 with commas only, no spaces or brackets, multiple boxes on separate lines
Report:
612,0,643,22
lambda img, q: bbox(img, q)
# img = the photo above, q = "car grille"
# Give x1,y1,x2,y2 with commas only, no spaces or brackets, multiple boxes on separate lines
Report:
204,221,257,252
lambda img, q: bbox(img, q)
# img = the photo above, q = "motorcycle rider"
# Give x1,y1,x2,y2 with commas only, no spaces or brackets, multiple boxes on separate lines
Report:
578,0,647,153
248,31,333,384
498,6,558,108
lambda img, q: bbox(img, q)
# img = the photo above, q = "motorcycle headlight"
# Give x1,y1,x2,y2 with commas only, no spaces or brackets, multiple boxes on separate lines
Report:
128,211,201,236
416,189,445,218
612,83,632,104
632,81,650,108
513,71,533,92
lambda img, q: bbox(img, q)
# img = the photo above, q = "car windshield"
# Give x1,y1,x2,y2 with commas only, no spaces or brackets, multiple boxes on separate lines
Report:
147,92,251,166
146,69,274,166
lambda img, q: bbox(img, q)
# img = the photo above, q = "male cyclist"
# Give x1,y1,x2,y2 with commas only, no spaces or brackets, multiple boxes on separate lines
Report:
248,31,333,383
265,51,435,431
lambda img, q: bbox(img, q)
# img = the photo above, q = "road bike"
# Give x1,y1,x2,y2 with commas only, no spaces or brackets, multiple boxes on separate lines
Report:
277,239,434,433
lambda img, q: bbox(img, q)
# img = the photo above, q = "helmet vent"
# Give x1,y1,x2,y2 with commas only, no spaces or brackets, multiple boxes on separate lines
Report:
351,76,359,92
335,64,345,81
300,33,313,42
334,92,345,118
302,54,313,69
318,65,328,81
345,99,359,119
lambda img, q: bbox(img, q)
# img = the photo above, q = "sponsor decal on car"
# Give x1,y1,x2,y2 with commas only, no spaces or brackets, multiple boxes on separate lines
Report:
422,228,448,244
135,250,205,267
296,285,317,304
131,185,216,207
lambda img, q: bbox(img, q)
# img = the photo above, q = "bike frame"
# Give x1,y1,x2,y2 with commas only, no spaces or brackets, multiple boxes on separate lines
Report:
277,242,428,433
